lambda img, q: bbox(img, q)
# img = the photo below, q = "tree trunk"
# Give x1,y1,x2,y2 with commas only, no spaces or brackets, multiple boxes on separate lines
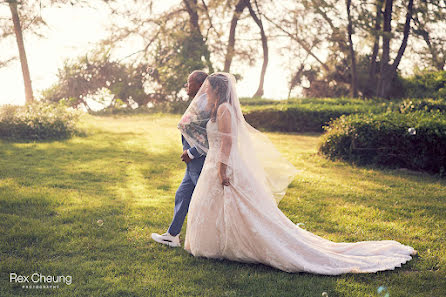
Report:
224,0,248,72
183,0,213,72
247,0,268,98
413,16,444,70
183,0,201,35
378,0,413,98
368,0,382,97
288,64,305,99
9,0,33,104
377,0,393,98
346,0,358,97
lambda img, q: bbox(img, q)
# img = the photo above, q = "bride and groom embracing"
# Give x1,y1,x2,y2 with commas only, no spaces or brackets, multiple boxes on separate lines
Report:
151,71,417,275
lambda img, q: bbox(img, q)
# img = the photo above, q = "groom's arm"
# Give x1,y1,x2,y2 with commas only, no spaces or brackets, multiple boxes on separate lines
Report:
181,135,204,162
187,147,204,159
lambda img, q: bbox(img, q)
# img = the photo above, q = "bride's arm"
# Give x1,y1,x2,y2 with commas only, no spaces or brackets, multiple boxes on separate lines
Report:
217,103,232,186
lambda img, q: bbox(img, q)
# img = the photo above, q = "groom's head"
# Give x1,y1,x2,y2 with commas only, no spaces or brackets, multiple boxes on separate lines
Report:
186,70,208,98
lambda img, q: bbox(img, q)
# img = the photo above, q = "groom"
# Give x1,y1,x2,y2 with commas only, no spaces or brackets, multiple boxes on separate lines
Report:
151,70,208,247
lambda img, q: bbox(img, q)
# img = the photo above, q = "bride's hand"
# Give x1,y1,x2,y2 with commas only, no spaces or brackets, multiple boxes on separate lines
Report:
218,163,230,186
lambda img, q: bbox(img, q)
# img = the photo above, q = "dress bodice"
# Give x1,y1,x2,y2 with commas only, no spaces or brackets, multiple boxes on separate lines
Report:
206,103,236,150
205,105,238,166
205,120,222,164
206,120,220,149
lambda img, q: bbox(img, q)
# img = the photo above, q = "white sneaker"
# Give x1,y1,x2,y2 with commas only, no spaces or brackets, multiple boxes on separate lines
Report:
151,232,181,247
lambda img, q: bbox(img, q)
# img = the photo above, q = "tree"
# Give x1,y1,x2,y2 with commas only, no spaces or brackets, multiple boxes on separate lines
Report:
246,0,268,97
345,0,358,97
224,0,248,72
6,0,34,103
42,48,153,110
102,0,276,98
411,0,446,71
377,0,414,98
1,0,90,102
219,0,268,97
102,0,214,100
365,0,383,98
183,0,213,72
1,0,42,68
263,0,352,97
263,0,438,99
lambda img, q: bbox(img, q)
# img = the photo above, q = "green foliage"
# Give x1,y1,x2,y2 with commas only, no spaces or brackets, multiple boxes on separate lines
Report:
318,111,446,175
292,53,408,99
356,55,408,99
243,98,387,132
397,98,446,114
41,49,152,110
150,30,213,98
0,102,81,141
402,70,446,99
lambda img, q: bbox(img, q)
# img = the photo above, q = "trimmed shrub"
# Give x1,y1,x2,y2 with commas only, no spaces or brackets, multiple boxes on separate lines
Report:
243,99,387,132
0,102,81,141
318,111,446,176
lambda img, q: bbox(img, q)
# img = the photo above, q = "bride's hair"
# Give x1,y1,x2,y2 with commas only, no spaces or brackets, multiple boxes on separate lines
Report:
208,74,230,122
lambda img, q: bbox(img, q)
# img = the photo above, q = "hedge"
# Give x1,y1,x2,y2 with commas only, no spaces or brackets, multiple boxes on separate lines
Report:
318,110,446,176
243,100,387,132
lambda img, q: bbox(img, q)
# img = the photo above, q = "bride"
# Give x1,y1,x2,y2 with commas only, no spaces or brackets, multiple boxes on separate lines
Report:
178,72,417,275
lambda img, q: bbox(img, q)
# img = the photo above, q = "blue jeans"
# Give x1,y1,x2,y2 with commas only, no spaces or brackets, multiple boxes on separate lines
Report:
167,167,201,236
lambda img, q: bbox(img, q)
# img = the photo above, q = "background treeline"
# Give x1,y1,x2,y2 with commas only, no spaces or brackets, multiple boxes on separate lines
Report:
1,0,445,111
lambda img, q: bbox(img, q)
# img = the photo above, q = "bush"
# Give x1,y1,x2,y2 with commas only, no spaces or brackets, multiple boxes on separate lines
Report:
318,111,446,176
243,98,387,132
403,70,446,99
0,102,81,141
396,98,446,114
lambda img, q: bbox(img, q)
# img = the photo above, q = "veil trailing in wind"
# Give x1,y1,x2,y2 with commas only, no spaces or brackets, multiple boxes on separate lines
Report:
178,72,300,204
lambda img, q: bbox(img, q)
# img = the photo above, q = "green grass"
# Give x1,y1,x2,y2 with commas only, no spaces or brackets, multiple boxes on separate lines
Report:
0,113,444,297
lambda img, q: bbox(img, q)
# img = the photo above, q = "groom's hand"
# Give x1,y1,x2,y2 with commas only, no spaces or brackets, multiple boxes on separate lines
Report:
181,150,192,163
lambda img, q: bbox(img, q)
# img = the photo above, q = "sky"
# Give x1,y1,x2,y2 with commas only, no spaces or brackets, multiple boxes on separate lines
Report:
0,2,290,107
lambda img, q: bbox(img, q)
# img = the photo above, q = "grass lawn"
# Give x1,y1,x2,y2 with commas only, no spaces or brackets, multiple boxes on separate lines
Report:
0,113,444,297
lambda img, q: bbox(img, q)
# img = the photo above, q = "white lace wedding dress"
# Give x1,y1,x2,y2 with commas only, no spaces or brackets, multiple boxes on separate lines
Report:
184,112,417,275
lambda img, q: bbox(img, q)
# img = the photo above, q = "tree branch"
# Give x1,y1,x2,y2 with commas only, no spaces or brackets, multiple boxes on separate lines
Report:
263,14,329,71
